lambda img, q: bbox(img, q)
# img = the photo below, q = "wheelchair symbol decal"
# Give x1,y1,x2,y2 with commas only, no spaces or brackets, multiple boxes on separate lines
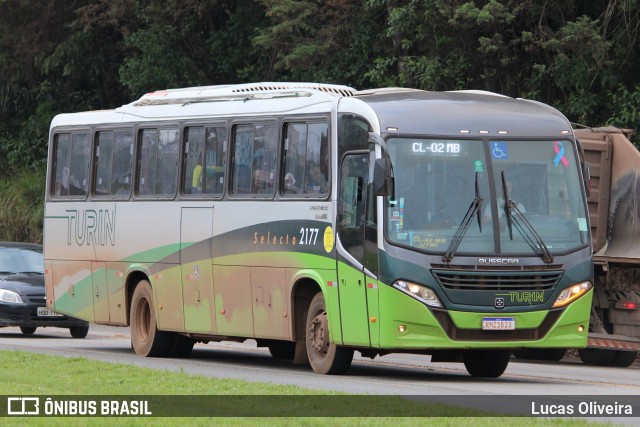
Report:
491,142,509,160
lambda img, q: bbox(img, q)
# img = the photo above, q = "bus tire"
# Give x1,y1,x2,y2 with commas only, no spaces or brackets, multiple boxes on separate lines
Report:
130,280,173,357
267,340,296,360
463,350,511,378
20,327,36,335
69,325,89,339
169,334,195,358
611,351,638,368
305,292,353,374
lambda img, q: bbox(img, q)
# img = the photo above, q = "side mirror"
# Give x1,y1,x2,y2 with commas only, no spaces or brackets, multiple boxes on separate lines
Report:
373,157,393,196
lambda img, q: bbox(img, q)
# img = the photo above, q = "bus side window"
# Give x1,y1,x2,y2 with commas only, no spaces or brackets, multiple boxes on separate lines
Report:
183,127,205,195
156,129,179,195
95,131,114,195
112,131,133,196
69,133,90,196
53,133,72,196
52,132,90,197
203,126,226,195
282,121,329,196
251,124,277,195
138,128,179,196
305,123,329,195
138,129,158,195
232,126,254,195
282,123,307,194
232,124,277,196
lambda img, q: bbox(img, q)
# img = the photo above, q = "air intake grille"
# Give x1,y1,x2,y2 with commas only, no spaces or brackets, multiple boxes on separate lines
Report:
432,270,563,291
231,83,355,97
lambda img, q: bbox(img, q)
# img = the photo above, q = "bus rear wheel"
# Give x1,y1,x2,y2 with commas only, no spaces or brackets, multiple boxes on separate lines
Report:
305,292,353,374
267,340,296,360
169,334,195,358
463,350,511,378
130,280,173,357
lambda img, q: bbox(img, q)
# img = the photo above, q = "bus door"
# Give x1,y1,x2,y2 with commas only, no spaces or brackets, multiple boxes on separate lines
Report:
180,207,216,334
336,153,373,346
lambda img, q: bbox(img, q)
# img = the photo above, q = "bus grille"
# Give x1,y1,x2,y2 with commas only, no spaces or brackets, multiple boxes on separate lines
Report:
431,270,562,291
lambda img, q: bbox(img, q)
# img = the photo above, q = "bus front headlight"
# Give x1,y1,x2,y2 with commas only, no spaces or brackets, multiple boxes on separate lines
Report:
393,281,442,308
552,281,592,308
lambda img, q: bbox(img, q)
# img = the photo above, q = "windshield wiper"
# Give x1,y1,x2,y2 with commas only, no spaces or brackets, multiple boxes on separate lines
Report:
443,172,484,263
501,172,554,264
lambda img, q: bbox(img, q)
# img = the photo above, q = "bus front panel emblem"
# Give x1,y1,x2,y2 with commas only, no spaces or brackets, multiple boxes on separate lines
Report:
495,298,505,309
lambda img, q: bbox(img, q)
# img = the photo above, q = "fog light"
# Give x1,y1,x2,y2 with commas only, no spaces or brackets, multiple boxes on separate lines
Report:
398,325,406,333
578,325,584,333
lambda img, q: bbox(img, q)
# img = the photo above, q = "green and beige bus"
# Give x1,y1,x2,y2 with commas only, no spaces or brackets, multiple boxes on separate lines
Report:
44,83,593,377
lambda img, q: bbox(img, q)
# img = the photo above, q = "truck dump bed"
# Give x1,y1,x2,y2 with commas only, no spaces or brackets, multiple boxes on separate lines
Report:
577,127,640,262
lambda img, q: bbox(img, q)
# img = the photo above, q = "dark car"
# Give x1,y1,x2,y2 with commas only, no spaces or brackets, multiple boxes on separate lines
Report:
0,242,89,338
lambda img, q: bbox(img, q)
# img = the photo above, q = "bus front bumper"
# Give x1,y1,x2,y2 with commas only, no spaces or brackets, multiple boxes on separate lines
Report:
377,287,593,350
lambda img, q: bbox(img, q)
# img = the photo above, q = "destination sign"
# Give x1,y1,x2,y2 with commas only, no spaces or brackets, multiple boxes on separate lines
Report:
411,141,462,155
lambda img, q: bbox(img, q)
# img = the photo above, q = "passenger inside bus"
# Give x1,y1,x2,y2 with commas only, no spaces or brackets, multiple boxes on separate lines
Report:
191,152,204,194
252,168,273,194
305,163,328,194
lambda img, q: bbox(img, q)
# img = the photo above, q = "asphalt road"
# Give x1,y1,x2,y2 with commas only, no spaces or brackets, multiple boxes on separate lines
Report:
1,324,638,423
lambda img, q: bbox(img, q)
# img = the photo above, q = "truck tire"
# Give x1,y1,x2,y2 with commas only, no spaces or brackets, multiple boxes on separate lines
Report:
578,348,617,366
611,351,638,368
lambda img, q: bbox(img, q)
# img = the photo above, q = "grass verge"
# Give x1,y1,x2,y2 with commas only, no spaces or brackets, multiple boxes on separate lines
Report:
0,350,612,426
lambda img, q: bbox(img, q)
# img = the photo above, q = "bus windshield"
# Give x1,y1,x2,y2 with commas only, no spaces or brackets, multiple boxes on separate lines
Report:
386,137,589,257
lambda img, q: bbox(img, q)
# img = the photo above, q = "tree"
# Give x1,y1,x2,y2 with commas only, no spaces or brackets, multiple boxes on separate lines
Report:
119,0,270,96
254,0,386,87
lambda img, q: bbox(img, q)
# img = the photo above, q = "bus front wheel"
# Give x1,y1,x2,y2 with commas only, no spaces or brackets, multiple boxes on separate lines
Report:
130,280,173,357
463,350,511,378
305,292,353,374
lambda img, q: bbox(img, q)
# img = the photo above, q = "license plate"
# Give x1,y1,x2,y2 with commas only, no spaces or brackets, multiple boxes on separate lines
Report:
482,317,515,330
37,307,63,317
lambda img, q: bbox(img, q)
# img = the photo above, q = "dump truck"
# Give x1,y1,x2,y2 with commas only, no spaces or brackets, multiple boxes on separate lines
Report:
517,127,640,366
573,127,640,367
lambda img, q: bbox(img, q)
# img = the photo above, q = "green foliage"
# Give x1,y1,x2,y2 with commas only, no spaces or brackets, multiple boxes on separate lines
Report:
2,0,640,224
120,1,269,95
0,167,46,243
607,86,640,146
